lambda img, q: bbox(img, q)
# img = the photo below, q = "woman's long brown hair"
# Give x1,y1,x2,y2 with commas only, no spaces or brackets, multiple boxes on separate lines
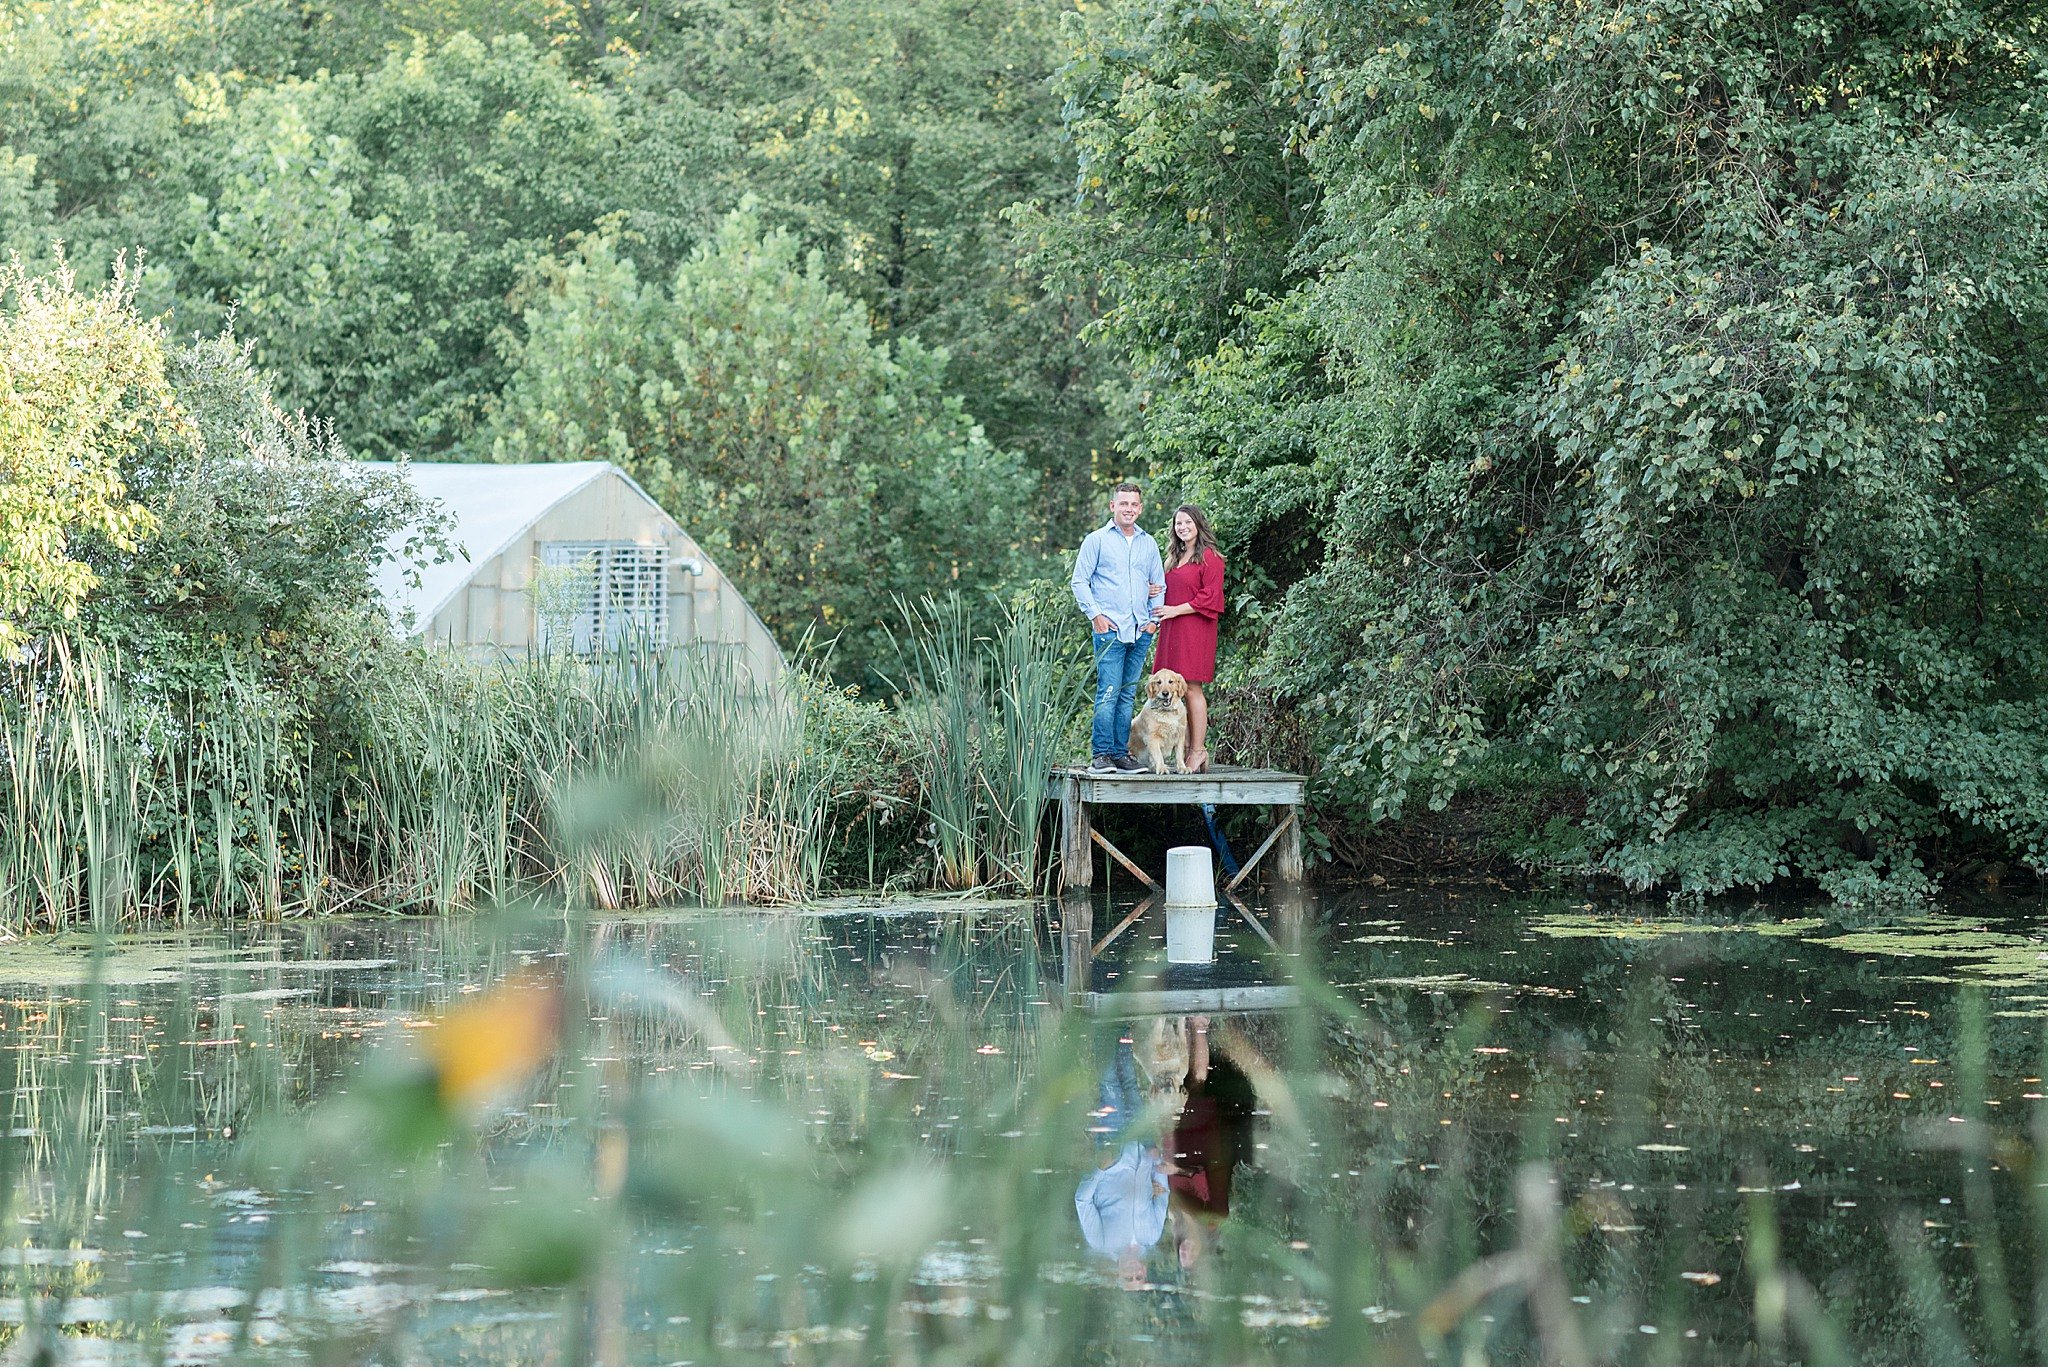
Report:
1165,503,1218,572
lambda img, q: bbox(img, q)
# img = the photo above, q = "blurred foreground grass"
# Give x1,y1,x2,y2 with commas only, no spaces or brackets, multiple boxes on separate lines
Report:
0,900,2043,1364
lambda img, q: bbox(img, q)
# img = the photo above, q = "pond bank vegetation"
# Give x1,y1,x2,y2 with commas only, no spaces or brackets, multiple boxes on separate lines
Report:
0,600,1087,934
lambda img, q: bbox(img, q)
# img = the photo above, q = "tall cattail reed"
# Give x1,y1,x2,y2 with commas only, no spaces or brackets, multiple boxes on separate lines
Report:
887,593,1087,892
332,642,835,913
987,598,1088,892
890,595,988,890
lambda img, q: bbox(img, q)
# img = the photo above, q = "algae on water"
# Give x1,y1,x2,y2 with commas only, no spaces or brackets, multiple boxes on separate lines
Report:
0,932,231,986
1806,914,2048,988
1530,914,1827,942
1529,906,2048,992
0,933,393,987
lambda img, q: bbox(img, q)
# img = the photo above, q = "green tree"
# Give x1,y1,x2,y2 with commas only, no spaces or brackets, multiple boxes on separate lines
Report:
0,146,53,257
636,0,1119,532
180,35,620,452
1053,0,2048,896
0,251,439,683
0,259,166,649
0,2,206,306
186,89,404,427
488,208,1037,681
75,327,449,697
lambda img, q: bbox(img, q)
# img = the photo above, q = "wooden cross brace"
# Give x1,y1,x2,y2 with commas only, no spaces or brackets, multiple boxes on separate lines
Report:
1056,769,1310,950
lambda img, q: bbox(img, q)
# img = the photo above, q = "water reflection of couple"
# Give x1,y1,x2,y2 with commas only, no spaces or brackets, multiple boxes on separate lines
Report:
1075,1015,1257,1283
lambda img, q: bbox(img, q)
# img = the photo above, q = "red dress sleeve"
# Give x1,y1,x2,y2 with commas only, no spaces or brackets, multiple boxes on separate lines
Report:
1189,553,1225,620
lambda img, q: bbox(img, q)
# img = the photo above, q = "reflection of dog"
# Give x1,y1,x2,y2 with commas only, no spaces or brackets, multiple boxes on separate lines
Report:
1133,1015,1189,1094
1127,669,1190,774
1133,1015,1190,1132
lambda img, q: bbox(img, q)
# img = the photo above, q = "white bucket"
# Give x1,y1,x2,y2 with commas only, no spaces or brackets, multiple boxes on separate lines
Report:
1165,845,1216,907
1164,845,1217,964
1165,905,1216,964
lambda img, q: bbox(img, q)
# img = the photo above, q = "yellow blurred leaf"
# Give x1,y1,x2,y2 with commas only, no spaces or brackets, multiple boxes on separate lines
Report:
420,970,562,1111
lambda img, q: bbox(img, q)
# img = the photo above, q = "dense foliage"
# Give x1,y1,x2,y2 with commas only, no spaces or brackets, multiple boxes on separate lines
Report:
489,210,1033,679
6,0,2047,895
1044,0,2048,896
0,261,164,648
0,0,1097,671
0,263,440,683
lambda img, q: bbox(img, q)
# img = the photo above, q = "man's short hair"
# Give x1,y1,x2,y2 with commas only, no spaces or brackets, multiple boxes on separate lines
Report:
1113,481,1143,497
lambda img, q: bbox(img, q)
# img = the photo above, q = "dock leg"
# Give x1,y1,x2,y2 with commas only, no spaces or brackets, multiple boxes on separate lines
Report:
1059,893,1094,1001
1271,884,1307,953
1060,775,1093,891
1276,803,1305,886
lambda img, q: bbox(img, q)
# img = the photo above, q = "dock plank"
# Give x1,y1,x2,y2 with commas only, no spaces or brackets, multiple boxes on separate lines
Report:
1049,765,1308,890
1053,765,1305,806
1082,985,1303,1015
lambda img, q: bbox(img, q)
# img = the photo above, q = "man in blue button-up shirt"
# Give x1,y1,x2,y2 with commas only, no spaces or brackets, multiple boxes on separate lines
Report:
1071,482,1165,771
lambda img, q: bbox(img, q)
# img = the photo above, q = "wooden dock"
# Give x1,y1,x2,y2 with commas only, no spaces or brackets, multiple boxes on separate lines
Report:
1051,765,1307,896
1056,883,1313,1011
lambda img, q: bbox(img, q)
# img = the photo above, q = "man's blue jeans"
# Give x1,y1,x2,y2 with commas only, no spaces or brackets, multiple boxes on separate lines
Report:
1090,1029,1142,1147
1091,630,1150,758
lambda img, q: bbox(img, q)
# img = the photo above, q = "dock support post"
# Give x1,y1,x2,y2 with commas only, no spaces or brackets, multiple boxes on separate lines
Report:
1276,803,1305,886
1059,893,1094,999
1059,774,1093,891
1270,885,1308,952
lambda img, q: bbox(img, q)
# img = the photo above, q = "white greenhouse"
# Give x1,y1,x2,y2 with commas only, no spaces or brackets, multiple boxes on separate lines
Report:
362,461,784,679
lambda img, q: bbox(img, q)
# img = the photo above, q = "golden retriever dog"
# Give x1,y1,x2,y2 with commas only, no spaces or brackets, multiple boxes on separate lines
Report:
1127,669,1191,774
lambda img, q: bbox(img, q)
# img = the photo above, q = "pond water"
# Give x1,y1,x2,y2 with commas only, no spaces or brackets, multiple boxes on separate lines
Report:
2,884,2046,1365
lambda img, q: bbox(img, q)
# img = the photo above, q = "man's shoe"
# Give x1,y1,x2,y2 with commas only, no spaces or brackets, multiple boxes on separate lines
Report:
1112,753,1148,772
1087,754,1120,774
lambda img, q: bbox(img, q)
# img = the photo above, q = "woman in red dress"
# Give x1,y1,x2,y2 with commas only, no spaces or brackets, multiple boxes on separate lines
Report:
1150,504,1225,771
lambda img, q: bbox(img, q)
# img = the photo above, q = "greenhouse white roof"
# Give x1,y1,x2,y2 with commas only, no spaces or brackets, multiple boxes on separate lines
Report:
359,460,668,631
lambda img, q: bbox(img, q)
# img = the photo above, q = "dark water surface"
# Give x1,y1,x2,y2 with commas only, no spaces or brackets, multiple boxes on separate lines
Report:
3,886,2046,1364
